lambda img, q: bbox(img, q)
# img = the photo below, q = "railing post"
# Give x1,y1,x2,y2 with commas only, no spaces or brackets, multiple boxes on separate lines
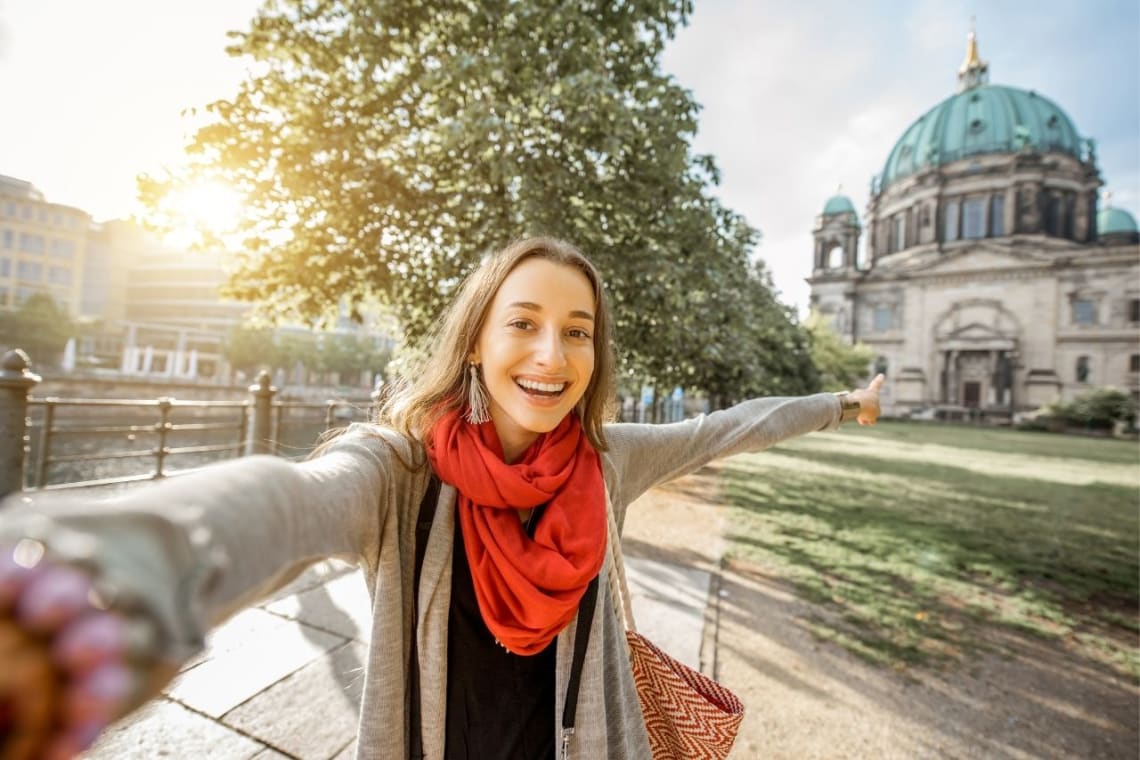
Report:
247,371,277,456
35,400,57,489
154,397,173,478
0,349,42,496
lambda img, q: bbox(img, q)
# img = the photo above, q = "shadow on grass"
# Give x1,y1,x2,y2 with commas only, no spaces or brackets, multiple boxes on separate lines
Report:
720,444,1139,677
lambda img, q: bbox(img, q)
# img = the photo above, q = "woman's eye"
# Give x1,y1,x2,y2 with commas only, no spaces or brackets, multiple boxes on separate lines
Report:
568,328,592,340
508,319,533,331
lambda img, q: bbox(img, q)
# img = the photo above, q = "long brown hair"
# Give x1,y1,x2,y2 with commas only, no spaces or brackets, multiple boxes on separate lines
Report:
380,237,616,455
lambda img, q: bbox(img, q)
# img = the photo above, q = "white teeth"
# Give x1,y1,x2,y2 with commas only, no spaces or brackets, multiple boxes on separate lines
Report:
516,378,567,393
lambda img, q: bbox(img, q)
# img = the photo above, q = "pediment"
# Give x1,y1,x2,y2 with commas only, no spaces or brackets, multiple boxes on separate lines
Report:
947,321,1006,341
885,244,1051,276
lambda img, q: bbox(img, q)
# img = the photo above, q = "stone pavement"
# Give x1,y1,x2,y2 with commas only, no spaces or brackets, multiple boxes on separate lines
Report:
83,555,714,759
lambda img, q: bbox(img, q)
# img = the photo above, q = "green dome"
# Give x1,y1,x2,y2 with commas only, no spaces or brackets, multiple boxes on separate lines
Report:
822,195,857,216
1097,207,1138,236
880,84,1083,190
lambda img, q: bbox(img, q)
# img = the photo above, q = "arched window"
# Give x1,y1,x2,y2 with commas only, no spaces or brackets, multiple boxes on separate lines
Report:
943,200,960,241
990,195,1005,236
962,197,986,239
1075,356,1090,383
892,215,906,252
828,245,845,269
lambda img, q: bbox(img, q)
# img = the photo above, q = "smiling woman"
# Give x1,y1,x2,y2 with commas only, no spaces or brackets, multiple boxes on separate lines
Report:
0,236,884,760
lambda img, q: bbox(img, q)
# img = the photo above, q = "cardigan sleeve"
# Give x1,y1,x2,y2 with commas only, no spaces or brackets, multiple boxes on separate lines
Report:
602,393,842,517
0,425,398,661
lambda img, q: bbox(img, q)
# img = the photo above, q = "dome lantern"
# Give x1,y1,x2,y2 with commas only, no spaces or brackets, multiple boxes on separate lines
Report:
957,23,989,92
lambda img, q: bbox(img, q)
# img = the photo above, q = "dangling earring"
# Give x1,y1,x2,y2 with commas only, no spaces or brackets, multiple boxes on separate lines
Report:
465,363,491,424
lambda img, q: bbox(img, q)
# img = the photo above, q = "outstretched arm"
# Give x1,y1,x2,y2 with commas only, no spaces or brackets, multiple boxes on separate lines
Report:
0,428,397,758
605,376,885,513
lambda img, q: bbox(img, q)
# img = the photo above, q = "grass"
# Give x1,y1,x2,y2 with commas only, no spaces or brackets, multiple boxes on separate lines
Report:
721,420,1140,677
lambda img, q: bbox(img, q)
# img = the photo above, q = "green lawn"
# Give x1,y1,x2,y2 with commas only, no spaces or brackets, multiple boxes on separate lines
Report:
722,420,1140,677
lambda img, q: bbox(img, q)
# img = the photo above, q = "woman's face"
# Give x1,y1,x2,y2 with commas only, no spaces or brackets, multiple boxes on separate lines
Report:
472,257,597,461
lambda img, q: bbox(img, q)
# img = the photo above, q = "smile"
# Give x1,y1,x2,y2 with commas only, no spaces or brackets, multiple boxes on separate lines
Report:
515,377,568,397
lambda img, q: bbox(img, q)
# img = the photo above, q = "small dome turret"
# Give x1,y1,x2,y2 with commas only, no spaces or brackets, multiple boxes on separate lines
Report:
821,193,860,229
1097,199,1139,243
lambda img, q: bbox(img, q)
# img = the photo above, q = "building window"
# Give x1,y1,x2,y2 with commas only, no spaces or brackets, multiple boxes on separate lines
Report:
1129,298,1140,324
1075,356,1090,383
49,240,75,259
892,214,906,252
48,266,72,285
16,261,43,281
18,234,44,254
20,206,31,220
1072,299,1097,325
990,195,1005,236
1,230,10,249
1130,354,1140,373
0,287,7,306
0,258,8,277
874,356,889,377
827,245,844,269
943,200,959,241
962,197,986,239
873,305,893,332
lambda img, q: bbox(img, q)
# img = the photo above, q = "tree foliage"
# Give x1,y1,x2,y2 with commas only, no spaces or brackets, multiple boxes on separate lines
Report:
143,0,811,399
1046,387,1137,430
0,294,74,368
804,310,874,392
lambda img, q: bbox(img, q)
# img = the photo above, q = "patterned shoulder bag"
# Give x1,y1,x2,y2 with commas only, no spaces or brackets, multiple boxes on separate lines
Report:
605,501,745,759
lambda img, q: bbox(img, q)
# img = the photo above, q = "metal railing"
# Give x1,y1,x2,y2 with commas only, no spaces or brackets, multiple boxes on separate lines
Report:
1,349,376,495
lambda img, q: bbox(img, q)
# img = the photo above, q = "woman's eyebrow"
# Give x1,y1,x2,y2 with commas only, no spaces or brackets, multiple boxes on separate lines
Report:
506,301,595,321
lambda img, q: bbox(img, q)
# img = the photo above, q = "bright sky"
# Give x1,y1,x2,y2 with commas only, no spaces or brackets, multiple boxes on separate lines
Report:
1,0,1137,314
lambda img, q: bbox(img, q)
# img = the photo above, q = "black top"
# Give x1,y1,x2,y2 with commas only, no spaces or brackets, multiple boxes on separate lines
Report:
445,507,556,760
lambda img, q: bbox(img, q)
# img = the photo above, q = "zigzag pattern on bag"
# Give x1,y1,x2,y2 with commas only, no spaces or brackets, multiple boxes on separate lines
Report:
627,630,744,760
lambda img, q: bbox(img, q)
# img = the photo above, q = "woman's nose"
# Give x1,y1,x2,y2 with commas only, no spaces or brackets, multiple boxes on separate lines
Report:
533,329,566,368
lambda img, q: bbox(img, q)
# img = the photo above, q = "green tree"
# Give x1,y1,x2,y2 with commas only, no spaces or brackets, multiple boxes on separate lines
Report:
690,261,820,408
140,0,801,396
0,294,74,368
223,325,281,375
805,310,873,392
1049,388,1138,431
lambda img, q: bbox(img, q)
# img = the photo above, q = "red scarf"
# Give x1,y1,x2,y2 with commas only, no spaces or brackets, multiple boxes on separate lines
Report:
427,409,606,655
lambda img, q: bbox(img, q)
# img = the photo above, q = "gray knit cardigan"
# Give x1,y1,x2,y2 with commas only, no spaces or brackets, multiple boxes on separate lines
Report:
0,393,841,759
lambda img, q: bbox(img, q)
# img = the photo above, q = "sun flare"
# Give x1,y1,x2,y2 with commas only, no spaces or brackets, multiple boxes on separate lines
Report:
159,179,244,248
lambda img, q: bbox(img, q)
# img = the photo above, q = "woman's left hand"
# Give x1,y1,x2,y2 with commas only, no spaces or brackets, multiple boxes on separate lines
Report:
847,373,885,426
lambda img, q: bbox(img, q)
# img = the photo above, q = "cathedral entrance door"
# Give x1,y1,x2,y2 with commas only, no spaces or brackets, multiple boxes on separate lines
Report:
963,381,981,408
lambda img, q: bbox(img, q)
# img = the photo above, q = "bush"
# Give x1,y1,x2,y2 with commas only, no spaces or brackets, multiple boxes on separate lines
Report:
1045,387,1137,431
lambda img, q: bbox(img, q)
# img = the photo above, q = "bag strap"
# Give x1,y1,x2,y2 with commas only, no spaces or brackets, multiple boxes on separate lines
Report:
560,574,598,760
605,499,637,632
408,472,441,760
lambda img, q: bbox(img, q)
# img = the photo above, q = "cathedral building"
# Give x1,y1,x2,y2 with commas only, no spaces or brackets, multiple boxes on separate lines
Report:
808,33,1140,418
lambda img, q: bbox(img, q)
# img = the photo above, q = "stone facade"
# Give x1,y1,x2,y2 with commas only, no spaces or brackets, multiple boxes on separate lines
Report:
807,36,1140,418
811,235,1139,416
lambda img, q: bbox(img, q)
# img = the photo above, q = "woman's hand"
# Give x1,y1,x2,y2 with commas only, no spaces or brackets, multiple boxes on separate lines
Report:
847,373,885,426
0,543,172,760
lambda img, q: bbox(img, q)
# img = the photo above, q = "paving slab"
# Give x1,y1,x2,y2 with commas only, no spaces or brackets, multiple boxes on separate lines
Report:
264,570,373,642
168,620,347,718
625,555,710,671
184,607,296,669
85,698,268,759
223,641,368,757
